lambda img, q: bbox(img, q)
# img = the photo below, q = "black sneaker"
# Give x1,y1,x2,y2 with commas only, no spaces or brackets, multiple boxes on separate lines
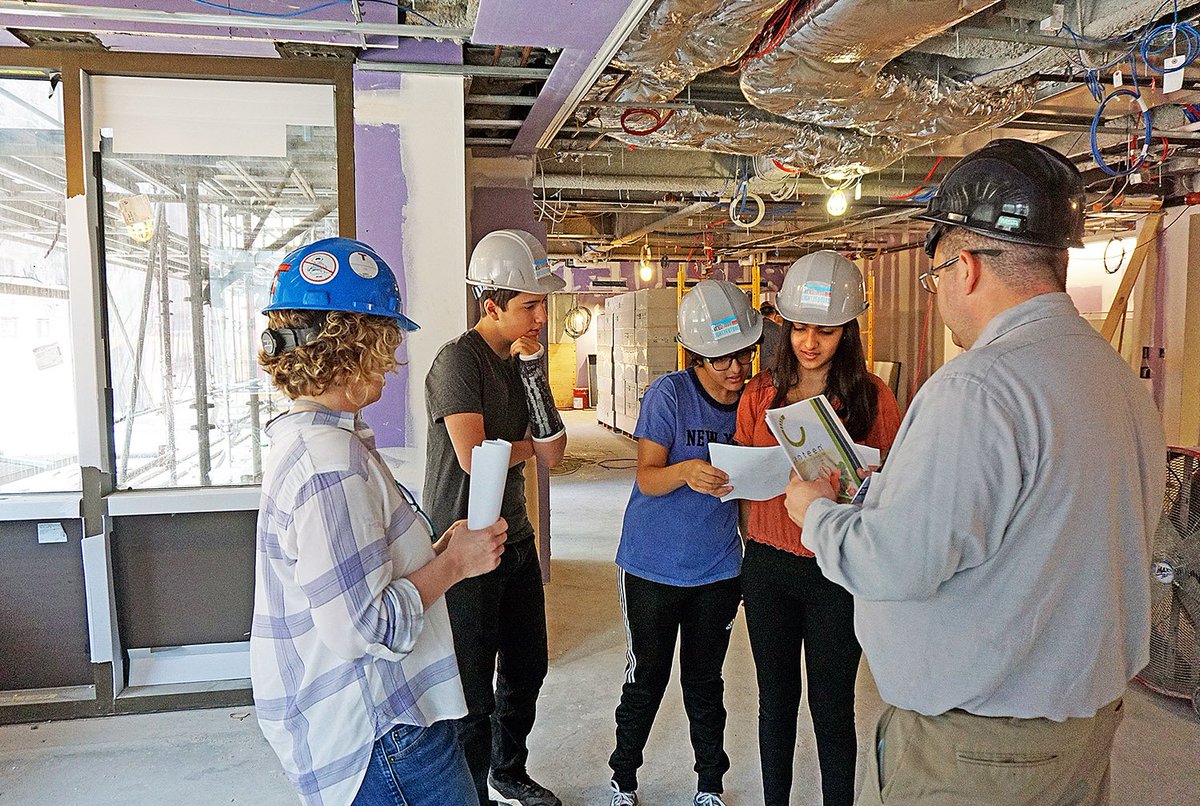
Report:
487,771,562,806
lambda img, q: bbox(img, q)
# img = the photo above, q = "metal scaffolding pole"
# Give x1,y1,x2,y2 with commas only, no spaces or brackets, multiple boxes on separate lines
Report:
159,222,178,485
186,173,213,485
118,205,165,482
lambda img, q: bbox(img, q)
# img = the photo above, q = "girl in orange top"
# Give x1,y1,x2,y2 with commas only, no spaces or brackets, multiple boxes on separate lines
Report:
735,252,900,806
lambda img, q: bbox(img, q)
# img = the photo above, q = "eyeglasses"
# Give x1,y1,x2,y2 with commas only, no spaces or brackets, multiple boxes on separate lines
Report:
707,346,757,371
919,249,1003,294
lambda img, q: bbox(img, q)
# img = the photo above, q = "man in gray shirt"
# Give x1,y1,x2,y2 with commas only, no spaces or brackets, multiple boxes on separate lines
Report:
785,140,1166,806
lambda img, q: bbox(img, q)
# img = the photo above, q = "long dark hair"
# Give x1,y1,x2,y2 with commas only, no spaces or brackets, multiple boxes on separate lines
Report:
770,318,878,441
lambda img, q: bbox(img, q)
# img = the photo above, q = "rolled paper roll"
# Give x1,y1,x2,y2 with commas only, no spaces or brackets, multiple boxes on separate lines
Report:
467,438,512,529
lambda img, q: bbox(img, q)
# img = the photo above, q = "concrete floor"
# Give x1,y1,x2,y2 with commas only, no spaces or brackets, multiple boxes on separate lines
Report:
2,410,1198,805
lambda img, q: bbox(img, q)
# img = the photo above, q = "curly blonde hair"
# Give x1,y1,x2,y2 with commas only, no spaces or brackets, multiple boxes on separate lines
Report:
259,310,402,403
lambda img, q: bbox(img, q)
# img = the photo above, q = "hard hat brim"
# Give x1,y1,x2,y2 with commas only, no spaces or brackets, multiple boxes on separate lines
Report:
466,272,566,294
777,300,869,327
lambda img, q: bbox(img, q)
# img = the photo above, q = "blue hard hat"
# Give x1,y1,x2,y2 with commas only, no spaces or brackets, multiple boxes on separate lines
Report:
263,237,419,332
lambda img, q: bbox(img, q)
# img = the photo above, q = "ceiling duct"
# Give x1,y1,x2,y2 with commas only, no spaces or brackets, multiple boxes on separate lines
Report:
738,0,1033,141
610,0,791,102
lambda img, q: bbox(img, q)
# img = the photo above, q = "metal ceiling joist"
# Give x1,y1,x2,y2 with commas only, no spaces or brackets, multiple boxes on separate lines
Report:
468,94,539,106
466,119,523,128
584,200,716,257
466,137,516,146
359,62,552,79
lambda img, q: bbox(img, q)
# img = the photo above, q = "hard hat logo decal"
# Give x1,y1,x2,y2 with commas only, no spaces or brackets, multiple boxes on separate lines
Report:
779,415,806,448
710,314,742,340
270,262,291,296
800,281,833,311
348,251,379,279
532,257,552,280
298,252,338,285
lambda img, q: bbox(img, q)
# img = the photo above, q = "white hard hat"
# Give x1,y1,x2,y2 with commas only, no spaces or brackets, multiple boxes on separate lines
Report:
467,229,566,295
677,279,763,358
777,250,868,326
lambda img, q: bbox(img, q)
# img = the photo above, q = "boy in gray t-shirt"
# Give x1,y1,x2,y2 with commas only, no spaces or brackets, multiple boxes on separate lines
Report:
423,229,567,806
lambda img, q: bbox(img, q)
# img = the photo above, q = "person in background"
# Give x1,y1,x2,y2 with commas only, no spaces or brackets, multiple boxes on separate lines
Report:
736,251,900,806
607,280,762,806
758,302,784,369
251,237,507,806
786,139,1166,806
424,229,567,806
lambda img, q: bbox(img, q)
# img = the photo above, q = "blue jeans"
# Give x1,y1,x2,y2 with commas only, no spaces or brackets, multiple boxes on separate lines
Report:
352,720,476,806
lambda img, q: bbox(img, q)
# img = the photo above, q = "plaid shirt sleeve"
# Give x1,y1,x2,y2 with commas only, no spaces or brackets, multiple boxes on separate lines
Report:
291,466,425,662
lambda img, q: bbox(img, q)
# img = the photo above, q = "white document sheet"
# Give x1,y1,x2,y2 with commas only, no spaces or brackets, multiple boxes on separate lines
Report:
467,438,512,529
709,443,793,503
855,443,881,468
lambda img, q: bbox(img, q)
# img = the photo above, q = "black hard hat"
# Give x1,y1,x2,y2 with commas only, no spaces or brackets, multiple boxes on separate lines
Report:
916,139,1086,258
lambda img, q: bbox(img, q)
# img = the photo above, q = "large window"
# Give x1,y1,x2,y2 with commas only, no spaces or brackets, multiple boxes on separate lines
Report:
95,78,339,489
0,76,77,493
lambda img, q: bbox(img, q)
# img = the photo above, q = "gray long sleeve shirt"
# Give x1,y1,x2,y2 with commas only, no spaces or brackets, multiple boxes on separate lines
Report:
804,293,1166,721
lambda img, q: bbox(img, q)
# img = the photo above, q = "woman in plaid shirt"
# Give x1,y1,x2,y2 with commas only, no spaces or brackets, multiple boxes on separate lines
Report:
252,238,506,806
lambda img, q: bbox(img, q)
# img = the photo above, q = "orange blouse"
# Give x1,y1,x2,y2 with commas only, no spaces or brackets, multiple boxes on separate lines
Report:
734,370,901,557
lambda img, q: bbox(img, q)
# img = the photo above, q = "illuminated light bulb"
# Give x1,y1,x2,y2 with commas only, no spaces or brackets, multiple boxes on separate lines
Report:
639,242,655,282
826,188,848,217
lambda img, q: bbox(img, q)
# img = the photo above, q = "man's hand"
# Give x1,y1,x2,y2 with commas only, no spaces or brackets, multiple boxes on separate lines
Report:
679,459,733,497
510,335,542,359
785,468,839,526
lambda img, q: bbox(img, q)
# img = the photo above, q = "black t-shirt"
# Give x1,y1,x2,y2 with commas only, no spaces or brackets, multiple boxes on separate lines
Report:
423,329,533,543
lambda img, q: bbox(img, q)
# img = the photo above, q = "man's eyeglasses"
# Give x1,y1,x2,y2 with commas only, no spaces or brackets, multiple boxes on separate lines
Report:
919,249,1002,294
707,346,757,371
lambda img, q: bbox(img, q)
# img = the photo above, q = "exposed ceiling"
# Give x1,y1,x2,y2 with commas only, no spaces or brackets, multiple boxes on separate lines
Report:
3,0,1200,267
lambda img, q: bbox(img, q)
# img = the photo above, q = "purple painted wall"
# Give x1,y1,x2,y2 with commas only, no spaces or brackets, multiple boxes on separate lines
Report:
354,68,412,448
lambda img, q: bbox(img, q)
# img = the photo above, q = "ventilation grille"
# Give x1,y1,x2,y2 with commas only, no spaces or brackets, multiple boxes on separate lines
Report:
8,28,107,49
274,41,358,61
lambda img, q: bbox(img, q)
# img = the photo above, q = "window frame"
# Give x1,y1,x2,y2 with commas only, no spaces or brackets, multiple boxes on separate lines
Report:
0,46,355,515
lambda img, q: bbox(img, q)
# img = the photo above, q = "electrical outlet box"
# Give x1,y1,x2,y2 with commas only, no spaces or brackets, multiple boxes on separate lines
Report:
1040,3,1065,32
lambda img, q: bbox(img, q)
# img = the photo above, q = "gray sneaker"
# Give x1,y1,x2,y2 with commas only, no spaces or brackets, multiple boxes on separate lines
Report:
609,780,638,806
693,793,727,806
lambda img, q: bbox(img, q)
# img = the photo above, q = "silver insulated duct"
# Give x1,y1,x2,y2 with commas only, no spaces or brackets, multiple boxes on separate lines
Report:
611,0,791,102
738,0,1034,141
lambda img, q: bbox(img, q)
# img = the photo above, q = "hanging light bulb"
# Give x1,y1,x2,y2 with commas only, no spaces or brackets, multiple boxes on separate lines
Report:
826,188,848,217
118,194,155,243
639,241,655,282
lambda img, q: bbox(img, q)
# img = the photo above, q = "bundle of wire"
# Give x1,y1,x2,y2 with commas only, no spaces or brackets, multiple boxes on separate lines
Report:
1058,0,1200,177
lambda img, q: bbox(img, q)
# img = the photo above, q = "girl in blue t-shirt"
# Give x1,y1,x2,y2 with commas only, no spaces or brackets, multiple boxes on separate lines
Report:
607,280,763,806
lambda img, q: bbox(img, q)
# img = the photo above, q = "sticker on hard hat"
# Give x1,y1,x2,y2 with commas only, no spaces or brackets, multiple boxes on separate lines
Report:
800,281,833,311
532,257,552,280
298,252,338,285
710,315,742,340
348,251,379,279
995,214,1023,232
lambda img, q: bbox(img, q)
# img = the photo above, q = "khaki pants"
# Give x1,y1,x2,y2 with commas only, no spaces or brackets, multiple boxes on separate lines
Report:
857,699,1124,806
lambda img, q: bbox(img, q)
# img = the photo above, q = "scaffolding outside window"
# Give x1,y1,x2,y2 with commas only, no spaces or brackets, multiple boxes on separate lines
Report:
0,76,78,493
96,78,339,489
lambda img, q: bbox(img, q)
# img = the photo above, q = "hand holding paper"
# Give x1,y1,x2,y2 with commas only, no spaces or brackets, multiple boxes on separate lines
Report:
467,439,512,529
708,443,792,502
